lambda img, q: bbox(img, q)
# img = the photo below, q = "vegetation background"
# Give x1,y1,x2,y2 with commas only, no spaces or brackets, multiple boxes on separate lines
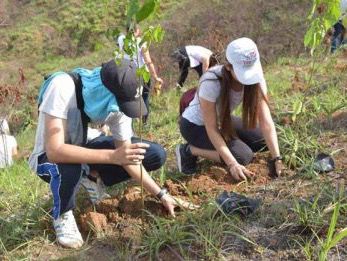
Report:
0,0,346,260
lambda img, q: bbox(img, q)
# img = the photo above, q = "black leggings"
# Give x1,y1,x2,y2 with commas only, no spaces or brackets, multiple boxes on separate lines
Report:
180,117,266,165
177,47,203,86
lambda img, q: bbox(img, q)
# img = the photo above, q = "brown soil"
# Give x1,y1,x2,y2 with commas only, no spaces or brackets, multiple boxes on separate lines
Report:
75,152,285,239
80,212,108,234
331,110,347,129
319,109,347,130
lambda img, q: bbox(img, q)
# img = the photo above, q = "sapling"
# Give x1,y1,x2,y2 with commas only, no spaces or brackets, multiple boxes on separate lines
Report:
112,0,165,212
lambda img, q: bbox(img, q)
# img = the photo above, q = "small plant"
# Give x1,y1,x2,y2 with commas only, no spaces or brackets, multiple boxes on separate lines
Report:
293,192,325,231
277,124,319,169
111,0,165,212
318,187,347,261
304,0,340,55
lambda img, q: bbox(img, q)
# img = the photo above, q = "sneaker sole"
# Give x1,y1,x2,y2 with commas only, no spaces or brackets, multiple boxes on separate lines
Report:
175,145,182,173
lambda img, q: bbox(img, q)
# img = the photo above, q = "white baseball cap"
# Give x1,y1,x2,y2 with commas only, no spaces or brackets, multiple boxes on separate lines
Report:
226,37,264,85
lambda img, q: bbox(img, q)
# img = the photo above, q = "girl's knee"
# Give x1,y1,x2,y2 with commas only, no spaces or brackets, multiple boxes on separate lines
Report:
229,139,254,166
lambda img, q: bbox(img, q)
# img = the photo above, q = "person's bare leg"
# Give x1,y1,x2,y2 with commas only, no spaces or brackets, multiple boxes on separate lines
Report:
189,145,221,162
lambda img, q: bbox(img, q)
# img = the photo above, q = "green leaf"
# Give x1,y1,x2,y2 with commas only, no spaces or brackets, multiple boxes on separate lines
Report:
136,0,156,23
153,26,165,42
136,66,151,83
328,228,347,249
106,28,120,39
127,0,139,22
326,201,340,244
291,100,303,122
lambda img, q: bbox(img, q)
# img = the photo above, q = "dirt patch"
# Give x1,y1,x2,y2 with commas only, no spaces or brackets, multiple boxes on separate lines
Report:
331,110,347,129
118,187,167,218
96,198,119,215
80,212,108,233
75,152,278,237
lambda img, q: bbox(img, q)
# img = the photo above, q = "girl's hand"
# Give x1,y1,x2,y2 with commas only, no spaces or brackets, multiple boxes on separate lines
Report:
228,164,255,181
160,194,177,217
268,157,285,177
160,194,200,217
275,160,285,177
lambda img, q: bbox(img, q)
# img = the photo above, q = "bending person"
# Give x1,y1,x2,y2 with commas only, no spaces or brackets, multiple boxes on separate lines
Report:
117,24,163,123
29,59,178,249
171,45,218,88
175,38,283,181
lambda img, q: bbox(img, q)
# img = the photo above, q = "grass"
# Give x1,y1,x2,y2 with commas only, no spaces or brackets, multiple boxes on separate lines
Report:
1,0,347,259
1,49,346,259
0,160,49,257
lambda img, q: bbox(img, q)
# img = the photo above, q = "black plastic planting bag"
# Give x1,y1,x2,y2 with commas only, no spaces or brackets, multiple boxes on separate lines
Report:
313,153,335,173
216,191,260,216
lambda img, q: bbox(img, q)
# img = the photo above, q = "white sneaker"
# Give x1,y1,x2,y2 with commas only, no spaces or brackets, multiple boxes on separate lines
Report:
80,176,111,204
53,210,83,249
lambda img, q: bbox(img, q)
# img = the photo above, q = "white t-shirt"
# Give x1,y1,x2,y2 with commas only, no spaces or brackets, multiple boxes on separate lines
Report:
0,134,17,168
341,0,347,13
0,119,10,135
28,74,133,172
182,65,267,126
341,0,347,26
185,45,213,68
117,34,146,68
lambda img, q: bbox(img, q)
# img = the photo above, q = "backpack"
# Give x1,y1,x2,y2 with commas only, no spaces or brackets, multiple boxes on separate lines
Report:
179,87,197,115
40,72,90,144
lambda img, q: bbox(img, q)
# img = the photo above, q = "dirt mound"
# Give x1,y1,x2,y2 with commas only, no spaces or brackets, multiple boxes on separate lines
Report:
320,110,347,130
331,110,347,129
118,187,167,218
80,212,108,234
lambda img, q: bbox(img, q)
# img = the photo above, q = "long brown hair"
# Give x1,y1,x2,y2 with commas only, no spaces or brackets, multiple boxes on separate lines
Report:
219,64,269,141
219,65,235,141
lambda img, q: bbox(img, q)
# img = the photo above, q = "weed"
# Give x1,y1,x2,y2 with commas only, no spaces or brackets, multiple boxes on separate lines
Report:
139,202,255,259
318,186,347,261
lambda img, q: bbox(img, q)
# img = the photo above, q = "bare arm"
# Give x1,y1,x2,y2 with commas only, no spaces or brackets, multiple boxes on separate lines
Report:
44,114,148,165
142,47,163,84
200,98,254,180
200,98,236,166
12,146,18,157
258,97,284,176
258,98,281,158
115,139,178,216
201,56,210,73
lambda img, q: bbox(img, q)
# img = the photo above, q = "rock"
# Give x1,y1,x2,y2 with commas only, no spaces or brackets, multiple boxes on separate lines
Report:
80,212,107,233
96,198,119,215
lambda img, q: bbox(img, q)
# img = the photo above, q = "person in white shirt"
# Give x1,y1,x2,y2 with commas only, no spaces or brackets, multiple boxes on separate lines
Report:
117,24,163,123
0,118,18,168
171,45,218,88
29,59,180,249
175,38,284,181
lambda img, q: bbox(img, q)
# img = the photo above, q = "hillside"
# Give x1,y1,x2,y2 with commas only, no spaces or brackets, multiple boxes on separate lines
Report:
1,0,347,260
1,0,311,133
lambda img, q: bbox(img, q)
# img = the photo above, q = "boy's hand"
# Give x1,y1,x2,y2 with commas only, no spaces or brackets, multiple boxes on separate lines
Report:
112,142,149,165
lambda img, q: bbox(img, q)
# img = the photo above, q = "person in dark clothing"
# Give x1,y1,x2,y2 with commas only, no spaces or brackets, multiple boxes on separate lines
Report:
171,45,218,88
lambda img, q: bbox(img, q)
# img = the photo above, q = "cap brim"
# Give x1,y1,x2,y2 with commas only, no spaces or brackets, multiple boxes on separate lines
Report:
119,97,148,118
233,59,264,85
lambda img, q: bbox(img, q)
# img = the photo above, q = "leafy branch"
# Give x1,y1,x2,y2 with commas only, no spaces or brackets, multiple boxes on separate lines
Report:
304,0,340,55
112,0,165,213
